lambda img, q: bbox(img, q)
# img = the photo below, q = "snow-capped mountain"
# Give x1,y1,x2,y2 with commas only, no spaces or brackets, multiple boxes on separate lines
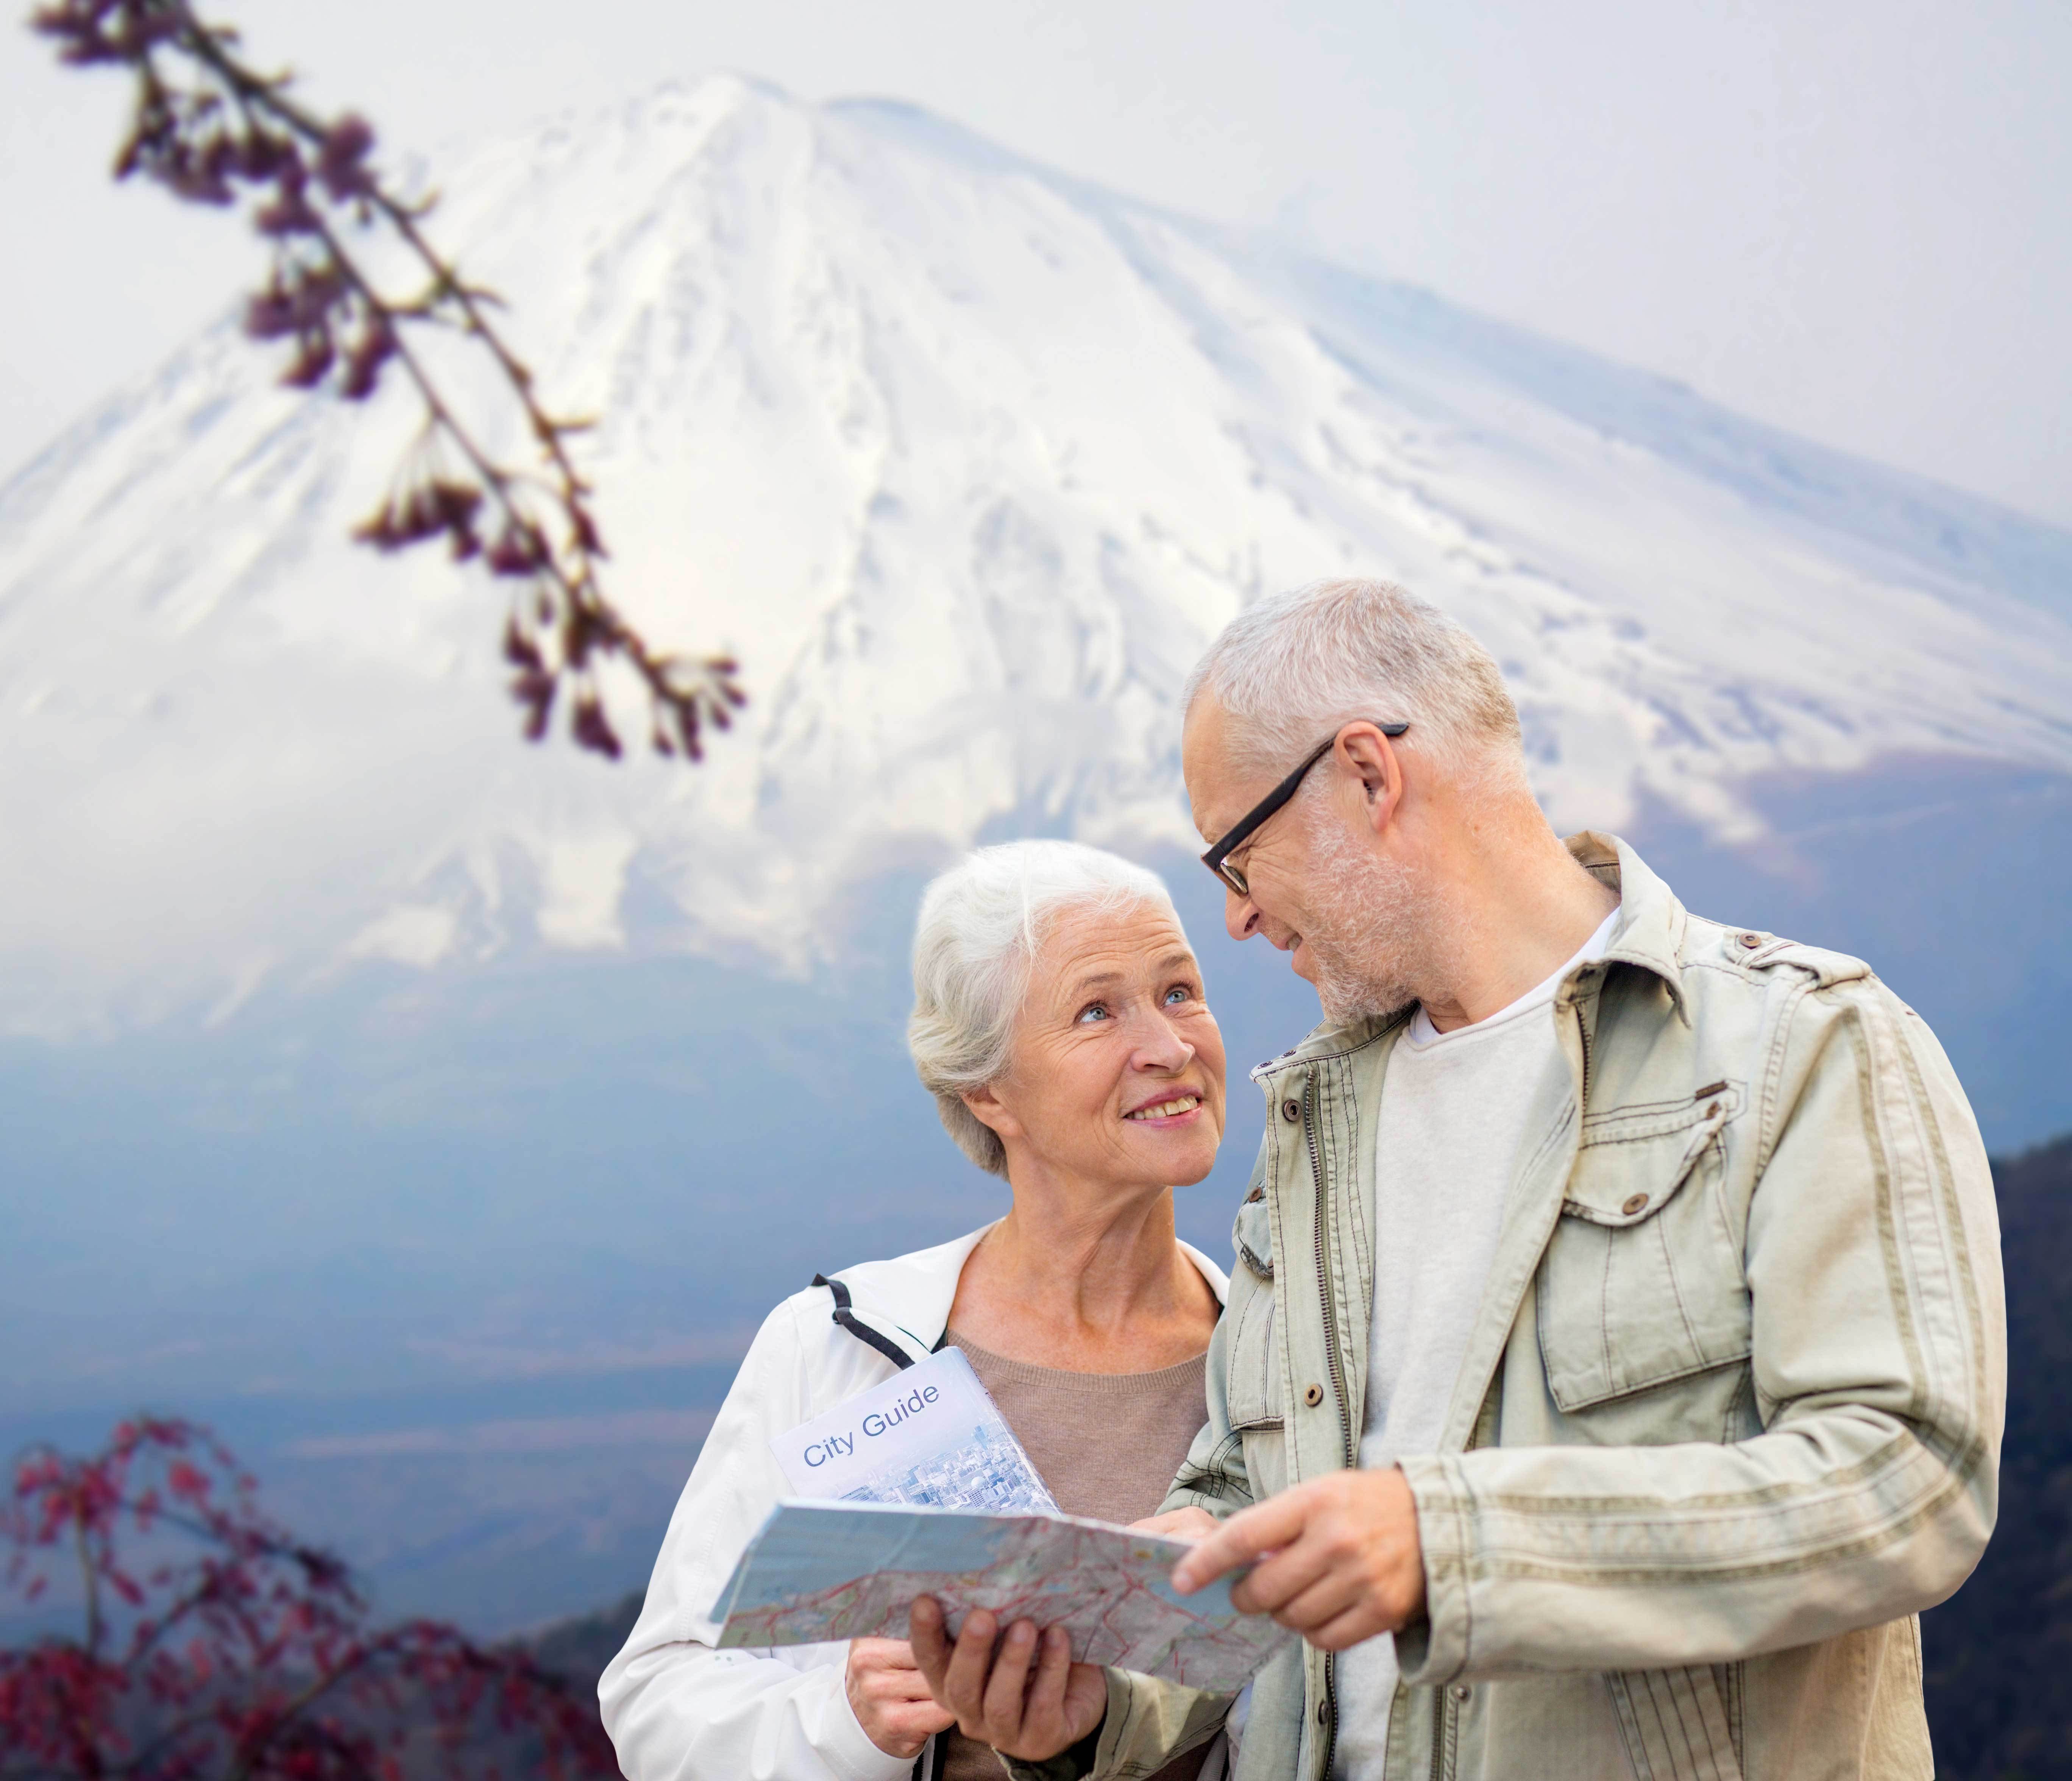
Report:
6,78,2071,1626
4,74,2070,1037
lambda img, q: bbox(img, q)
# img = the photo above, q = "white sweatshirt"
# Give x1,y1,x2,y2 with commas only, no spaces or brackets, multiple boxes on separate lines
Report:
599,1224,1230,1781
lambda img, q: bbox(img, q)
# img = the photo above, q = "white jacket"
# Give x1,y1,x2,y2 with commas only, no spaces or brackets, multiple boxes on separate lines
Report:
599,1224,1230,1781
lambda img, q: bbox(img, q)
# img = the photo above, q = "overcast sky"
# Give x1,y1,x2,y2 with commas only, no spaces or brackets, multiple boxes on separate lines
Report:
3,0,2067,526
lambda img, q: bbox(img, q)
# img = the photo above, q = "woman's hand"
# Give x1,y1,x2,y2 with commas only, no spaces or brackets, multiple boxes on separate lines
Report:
1131,1506,1218,1541
845,1638,956,1758
909,1597,1108,1761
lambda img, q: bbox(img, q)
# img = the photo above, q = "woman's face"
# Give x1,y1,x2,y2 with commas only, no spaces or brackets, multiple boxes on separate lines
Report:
967,902,1227,1194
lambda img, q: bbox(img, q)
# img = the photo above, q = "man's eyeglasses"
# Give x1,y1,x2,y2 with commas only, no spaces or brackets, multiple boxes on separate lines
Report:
1200,722,1409,897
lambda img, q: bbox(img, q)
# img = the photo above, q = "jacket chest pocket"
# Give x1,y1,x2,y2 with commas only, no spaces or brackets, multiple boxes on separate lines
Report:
1537,1088,1751,1413
1225,1194,1285,1430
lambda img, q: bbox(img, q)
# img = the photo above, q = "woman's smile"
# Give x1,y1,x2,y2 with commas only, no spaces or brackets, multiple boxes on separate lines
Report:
1122,1092,1204,1124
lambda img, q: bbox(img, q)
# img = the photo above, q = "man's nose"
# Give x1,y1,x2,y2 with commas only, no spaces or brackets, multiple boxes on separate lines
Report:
1225,884,1262,942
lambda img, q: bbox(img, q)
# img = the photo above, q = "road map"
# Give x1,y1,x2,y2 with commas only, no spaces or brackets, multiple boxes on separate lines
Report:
712,1500,1290,1692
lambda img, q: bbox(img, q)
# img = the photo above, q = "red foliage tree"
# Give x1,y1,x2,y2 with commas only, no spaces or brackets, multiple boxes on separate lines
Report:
0,1417,616,1780
30,0,745,763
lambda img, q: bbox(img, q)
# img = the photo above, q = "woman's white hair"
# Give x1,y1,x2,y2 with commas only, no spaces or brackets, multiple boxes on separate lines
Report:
1184,578,1527,789
908,840,1180,1176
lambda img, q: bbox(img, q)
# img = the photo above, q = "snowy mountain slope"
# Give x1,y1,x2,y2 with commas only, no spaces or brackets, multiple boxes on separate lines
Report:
3,73,2069,1037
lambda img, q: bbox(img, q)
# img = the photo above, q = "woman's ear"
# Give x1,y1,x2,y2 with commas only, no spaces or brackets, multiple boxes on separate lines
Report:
960,1083,1020,1142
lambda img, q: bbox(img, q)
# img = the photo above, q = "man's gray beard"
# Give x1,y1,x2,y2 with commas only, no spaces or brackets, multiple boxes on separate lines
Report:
1301,818,1448,1026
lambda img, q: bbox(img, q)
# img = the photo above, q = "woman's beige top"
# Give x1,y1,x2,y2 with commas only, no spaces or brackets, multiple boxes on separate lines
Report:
936,1331,1215,1781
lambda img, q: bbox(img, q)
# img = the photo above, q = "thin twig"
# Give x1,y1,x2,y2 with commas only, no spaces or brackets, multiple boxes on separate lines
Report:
72,1510,101,1662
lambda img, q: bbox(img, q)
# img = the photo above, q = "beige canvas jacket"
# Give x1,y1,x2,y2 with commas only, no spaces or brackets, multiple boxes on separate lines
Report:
1029,833,2004,1781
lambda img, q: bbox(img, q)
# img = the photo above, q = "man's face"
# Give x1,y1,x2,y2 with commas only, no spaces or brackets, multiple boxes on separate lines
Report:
1183,697,1431,1023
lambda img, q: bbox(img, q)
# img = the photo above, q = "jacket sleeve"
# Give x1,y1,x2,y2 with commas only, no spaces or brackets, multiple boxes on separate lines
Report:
1395,973,2006,1681
1161,1296,1261,1521
598,1299,916,1781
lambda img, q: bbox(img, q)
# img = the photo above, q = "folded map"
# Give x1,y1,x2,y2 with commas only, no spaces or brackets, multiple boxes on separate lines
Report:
712,1499,1290,1692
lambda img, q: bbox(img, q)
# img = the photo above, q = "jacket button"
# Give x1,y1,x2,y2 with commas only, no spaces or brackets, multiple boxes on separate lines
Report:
1621,1193,1650,1216
1281,1098,1303,1123
1303,1383,1325,1407
1317,1699,1329,1724
1451,1683,1472,1702
1739,930,1763,949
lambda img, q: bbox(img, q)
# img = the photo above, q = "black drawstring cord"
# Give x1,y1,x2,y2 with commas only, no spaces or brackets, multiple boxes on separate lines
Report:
811,1273,918,1372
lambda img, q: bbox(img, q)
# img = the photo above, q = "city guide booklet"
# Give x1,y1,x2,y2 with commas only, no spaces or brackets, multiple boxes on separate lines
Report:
711,1347,1290,1692
766,1344,1059,1513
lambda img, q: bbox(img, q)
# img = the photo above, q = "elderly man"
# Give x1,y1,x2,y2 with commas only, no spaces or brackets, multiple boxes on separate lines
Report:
918,579,2004,1781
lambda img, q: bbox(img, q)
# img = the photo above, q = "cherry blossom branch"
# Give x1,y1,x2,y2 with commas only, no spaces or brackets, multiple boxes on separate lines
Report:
30,0,746,762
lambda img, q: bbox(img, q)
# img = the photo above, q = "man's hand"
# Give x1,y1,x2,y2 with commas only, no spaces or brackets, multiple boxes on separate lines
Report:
1170,1468,1425,1652
1131,1506,1218,1541
844,1638,956,1758
909,1596,1107,1761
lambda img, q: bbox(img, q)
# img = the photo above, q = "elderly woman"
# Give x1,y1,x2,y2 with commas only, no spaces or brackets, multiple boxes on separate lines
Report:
600,840,1229,1781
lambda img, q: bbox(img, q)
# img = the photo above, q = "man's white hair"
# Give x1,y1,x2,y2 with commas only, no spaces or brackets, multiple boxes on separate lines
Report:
908,840,1181,1177
1184,578,1527,787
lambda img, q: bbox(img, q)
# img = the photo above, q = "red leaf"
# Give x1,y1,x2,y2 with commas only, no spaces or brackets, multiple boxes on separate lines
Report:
340,319,396,401
487,523,548,577
571,695,621,759
317,114,377,200
280,330,336,389
502,620,542,670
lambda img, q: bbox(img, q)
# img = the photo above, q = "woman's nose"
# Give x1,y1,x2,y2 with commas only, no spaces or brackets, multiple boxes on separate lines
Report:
1133,1012,1196,1072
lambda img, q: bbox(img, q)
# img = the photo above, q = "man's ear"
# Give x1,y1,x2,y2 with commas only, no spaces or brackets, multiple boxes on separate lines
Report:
1336,723,1404,833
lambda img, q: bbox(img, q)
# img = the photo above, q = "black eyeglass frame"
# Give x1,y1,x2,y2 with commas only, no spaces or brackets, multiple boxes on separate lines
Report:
1200,721,1410,896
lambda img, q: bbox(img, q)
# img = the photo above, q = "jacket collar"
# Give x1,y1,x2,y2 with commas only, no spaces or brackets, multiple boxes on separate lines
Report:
1250,829,1689,1083
830,1222,1231,1366
1567,830,1690,1022
1250,1010,1405,1083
